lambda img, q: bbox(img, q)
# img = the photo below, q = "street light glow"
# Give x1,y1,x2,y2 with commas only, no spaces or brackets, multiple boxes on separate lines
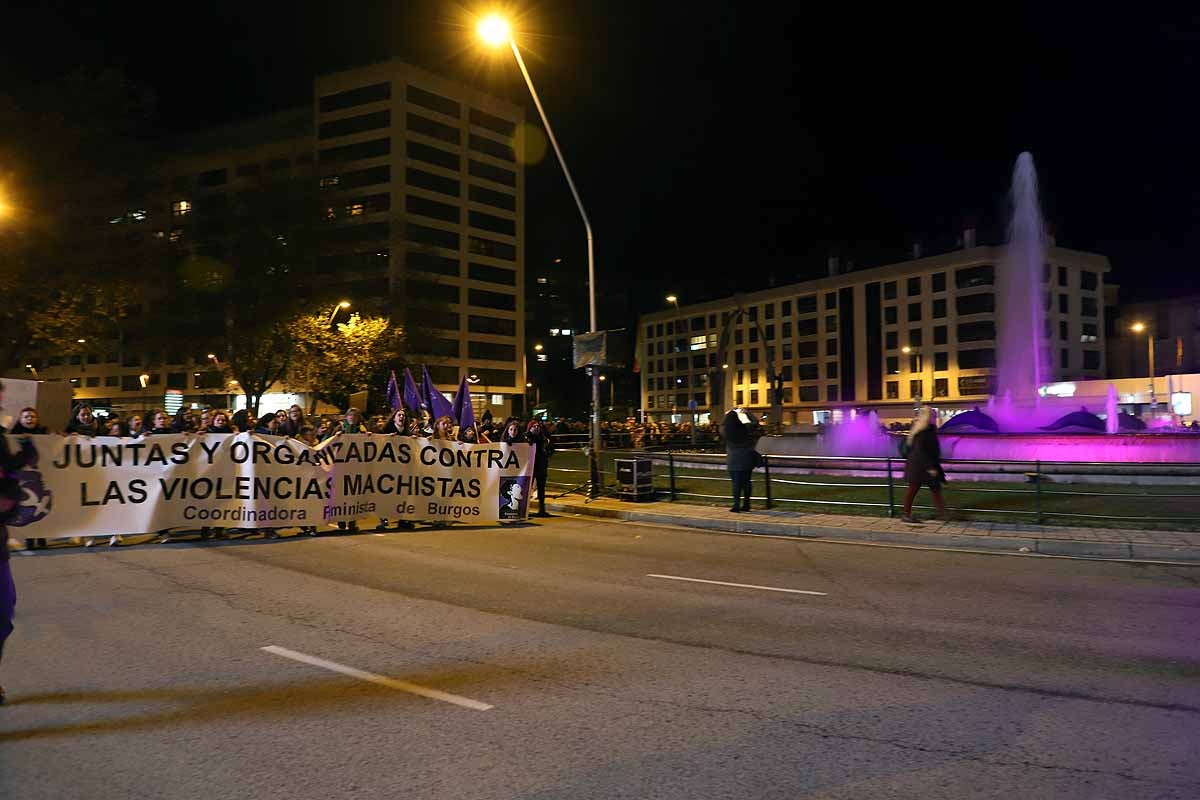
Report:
207,353,217,360
665,294,677,304
477,14,511,46
1131,322,1146,333
534,343,544,351
338,300,351,309
76,338,87,344
901,345,912,354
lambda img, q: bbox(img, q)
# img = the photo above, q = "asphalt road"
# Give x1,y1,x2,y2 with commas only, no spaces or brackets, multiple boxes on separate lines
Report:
1,516,1198,800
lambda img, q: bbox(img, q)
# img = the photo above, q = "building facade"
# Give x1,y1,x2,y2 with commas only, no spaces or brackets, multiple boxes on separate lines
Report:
314,60,525,402
22,60,525,417
638,244,1110,426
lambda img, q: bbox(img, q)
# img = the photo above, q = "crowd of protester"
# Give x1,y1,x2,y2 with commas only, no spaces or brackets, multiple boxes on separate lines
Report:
9,402,558,550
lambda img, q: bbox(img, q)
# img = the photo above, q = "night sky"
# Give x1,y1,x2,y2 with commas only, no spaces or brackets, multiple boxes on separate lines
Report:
5,2,1199,321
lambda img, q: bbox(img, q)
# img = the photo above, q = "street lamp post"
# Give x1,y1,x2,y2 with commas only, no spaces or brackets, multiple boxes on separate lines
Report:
328,300,351,326
479,14,601,496
1131,322,1155,411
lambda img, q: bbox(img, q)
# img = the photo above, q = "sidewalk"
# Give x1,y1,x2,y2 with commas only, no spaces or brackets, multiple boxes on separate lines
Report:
546,495,1200,563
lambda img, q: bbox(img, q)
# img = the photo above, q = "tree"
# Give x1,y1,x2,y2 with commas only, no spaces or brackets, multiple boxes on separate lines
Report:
289,312,406,412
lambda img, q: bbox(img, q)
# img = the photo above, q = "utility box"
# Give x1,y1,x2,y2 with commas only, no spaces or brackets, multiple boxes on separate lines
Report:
615,457,653,502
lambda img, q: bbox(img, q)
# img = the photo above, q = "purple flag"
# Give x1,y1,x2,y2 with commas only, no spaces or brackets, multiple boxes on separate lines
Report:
402,368,423,413
421,365,455,421
385,370,401,411
452,374,476,431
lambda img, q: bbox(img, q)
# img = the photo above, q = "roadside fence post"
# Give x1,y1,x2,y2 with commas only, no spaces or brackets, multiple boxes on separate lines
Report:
668,451,677,502
763,456,773,509
1034,459,1043,524
886,457,895,517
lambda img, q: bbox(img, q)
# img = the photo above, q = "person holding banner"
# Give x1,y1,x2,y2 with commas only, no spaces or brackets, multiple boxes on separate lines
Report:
279,405,306,438
524,419,554,517
432,415,456,441
9,408,47,436
65,404,99,437
340,408,368,435
500,417,523,446
373,408,418,532
0,382,36,704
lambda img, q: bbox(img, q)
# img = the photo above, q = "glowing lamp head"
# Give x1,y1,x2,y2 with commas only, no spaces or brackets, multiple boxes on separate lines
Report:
477,14,511,47
665,294,678,304
534,343,543,351
338,300,351,309
901,346,912,354
1131,322,1146,333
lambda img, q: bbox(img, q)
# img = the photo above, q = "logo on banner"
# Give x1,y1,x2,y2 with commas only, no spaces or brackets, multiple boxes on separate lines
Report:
498,476,530,520
9,441,52,527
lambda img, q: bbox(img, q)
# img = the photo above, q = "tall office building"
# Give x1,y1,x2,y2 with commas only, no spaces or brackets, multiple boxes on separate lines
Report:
638,241,1111,426
24,60,526,415
314,60,526,407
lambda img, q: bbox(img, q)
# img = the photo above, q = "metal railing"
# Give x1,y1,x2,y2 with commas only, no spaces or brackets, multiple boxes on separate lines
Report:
546,448,1200,529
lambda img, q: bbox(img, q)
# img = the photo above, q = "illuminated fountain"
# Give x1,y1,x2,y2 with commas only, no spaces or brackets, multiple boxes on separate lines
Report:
761,152,1200,469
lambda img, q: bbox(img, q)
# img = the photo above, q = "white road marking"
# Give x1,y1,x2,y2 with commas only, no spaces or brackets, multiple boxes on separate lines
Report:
16,550,34,556
260,645,493,711
646,574,828,596
372,533,387,537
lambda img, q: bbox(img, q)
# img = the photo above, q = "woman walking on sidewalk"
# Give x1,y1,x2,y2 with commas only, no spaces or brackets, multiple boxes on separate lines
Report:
902,407,946,523
722,407,760,512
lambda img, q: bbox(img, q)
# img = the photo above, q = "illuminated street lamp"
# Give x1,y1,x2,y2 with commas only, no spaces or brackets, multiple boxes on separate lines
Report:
666,294,679,311
24,363,39,380
533,343,544,352
328,300,351,325
478,12,602,491
1131,321,1156,409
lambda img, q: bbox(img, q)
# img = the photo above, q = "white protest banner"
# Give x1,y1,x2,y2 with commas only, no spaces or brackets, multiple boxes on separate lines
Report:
7,434,535,540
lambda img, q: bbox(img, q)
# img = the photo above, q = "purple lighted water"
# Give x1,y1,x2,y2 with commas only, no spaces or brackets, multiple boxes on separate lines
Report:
994,152,1047,405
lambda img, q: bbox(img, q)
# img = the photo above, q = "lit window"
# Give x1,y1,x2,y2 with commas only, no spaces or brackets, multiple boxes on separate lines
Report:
168,228,183,243
536,354,548,362
347,203,365,216
689,334,707,351
561,328,572,336
536,276,548,284
319,176,341,188
324,207,337,220
549,328,561,336
171,200,191,216
128,209,147,222
154,230,165,239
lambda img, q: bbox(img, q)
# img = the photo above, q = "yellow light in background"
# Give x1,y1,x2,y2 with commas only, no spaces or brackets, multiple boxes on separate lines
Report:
1131,322,1146,333
338,300,351,309
513,122,548,166
477,14,511,46
901,346,912,354
534,343,543,351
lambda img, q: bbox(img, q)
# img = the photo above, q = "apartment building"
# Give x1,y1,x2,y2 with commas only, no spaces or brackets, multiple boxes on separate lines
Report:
638,243,1111,425
25,60,525,415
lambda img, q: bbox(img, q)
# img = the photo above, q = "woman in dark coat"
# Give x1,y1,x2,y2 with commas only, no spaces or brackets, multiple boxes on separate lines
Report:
524,419,554,517
722,408,760,512
902,407,946,523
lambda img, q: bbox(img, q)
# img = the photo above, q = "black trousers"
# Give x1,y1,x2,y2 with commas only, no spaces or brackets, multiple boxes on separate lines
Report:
534,472,547,514
730,470,752,509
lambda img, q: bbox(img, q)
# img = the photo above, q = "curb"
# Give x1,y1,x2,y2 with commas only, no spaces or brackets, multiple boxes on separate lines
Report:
546,502,1200,564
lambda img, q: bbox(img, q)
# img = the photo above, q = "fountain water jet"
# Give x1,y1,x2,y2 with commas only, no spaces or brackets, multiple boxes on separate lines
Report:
994,152,1048,409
